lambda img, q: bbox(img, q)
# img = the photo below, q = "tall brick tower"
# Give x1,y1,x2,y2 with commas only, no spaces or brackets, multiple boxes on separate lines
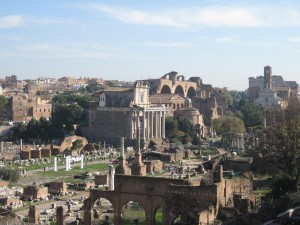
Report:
264,65,272,90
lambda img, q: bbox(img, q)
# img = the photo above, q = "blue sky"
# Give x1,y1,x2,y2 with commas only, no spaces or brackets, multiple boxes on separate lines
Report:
1,0,300,90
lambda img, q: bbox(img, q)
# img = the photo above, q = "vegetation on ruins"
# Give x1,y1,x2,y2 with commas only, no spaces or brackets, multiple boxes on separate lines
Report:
237,100,263,128
0,95,7,112
70,139,83,150
165,117,200,145
213,112,246,135
0,167,20,183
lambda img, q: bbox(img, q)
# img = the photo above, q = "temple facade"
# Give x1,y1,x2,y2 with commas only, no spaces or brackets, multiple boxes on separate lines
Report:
85,81,166,145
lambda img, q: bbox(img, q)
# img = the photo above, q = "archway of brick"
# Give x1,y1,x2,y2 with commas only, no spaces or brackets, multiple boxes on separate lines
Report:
160,85,172,94
154,205,163,225
187,86,196,98
121,201,146,225
174,85,184,96
83,193,116,225
84,175,190,225
93,198,115,224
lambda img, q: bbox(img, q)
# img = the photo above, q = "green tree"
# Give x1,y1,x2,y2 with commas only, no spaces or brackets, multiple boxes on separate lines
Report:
178,118,193,134
0,95,7,111
165,117,178,139
213,112,245,135
0,168,20,182
264,103,300,192
52,104,84,132
52,94,93,110
239,100,263,128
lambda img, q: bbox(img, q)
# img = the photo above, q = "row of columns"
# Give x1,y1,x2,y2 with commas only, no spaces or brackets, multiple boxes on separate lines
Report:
132,110,165,140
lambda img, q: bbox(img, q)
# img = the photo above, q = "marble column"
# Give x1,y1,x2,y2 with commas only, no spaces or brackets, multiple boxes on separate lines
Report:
54,157,57,172
120,137,124,157
147,111,150,139
108,165,115,191
150,111,154,138
142,111,146,140
157,111,161,138
162,111,165,138
80,155,84,169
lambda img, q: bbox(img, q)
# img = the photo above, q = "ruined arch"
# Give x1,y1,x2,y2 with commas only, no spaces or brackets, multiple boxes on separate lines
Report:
177,75,185,81
187,87,196,98
161,85,172,94
174,85,184,96
121,201,146,225
154,205,163,225
84,193,116,225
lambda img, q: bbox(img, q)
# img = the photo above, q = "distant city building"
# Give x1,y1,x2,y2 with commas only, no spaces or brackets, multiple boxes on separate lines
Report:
250,66,299,110
5,93,52,122
84,81,166,145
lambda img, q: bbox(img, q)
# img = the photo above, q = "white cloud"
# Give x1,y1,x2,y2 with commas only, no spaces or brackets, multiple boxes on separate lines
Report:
78,4,300,28
215,37,235,43
287,37,300,43
91,5,185,27
0,15,23,28
144,42,191,48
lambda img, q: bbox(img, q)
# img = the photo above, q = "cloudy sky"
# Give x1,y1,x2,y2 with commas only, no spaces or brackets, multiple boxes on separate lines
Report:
1,0,300,90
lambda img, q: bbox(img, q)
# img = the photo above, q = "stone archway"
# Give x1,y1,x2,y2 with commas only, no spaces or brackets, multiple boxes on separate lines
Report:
154,205,163,225
187,87,196,98
161,85,172,94
174,85,184,96
122,201,146,225
93,198,115,224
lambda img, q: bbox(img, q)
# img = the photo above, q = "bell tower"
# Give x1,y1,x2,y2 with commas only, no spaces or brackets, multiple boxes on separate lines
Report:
264,65,272,90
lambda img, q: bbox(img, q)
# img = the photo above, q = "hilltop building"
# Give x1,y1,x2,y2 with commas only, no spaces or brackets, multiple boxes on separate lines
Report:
249,66,300,109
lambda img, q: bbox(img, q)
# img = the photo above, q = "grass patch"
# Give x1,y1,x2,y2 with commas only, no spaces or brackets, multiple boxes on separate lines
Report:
254,188,272,197
155,207,163,225
123,204,146,225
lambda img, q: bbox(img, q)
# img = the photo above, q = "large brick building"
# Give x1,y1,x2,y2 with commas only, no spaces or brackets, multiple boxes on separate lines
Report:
85,81,166,145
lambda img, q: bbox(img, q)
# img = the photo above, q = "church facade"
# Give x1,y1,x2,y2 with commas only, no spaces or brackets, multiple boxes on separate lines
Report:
85,81,166,145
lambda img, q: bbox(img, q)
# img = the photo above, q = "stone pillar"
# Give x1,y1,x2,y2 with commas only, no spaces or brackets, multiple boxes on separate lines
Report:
108,165,115,191
153,112,157,138
129,115,134,139
65,156,69,171
80,155,84,169
20,139,23,151
84,210,93,225
146,112,150,139
162,111,165,138
28,205,39,224
68,156,72,170
120,137,124,157
136,127,140,154
54,157,58,172
103,141,106,151
142,111,146,140
158,111,161,138
0,141,3,152
98,141,101,150
150,111,154,138
56,206,65,225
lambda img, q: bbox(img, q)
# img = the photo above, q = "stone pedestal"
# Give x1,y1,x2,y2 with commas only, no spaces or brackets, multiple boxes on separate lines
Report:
131,153,146,176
